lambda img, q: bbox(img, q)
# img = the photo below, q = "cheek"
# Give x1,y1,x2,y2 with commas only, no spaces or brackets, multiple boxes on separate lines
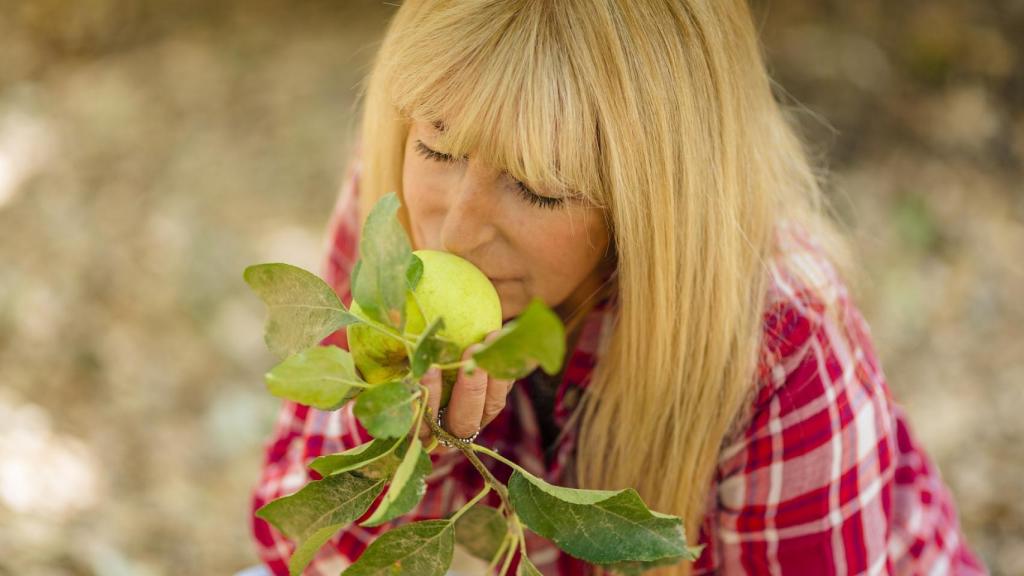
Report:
401,157,439,250
518,216,604,294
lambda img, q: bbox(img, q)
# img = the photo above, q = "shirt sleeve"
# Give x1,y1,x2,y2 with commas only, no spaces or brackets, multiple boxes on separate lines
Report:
249,152,476,576
712,282,898,575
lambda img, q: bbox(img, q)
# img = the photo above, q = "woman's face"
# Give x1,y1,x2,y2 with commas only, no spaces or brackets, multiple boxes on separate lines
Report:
401,120,613,322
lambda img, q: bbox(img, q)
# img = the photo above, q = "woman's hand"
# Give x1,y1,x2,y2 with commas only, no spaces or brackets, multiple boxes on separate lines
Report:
417,330,514,452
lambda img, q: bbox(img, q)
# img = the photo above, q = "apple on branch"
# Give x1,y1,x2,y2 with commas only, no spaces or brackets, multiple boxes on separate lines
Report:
347,249,503,407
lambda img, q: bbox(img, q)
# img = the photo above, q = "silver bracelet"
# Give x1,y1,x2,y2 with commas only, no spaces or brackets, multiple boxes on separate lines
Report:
435,406,481,446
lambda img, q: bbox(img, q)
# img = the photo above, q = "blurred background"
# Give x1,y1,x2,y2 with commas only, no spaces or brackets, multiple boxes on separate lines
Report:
0,0,1020,574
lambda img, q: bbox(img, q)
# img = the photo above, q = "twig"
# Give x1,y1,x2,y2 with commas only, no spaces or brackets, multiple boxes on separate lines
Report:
421,401,512,512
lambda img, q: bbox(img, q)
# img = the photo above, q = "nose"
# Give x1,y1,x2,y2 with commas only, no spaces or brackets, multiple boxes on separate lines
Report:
440,160,501,256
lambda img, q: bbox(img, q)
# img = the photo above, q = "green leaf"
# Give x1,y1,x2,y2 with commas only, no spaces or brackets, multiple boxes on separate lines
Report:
352,193,413,331
410,317,462,379
344,519,455,576
454,504,508,561
350,259,362,296
507,470,697,567
406,253,424,290
264,346,363,410
360,435,432,527
309,436,403,477
517,555,544,576
354,444,405,481
255,473,386,576
472,298,566,380
605,546,705,575
354,378,419,438
243,263,362,359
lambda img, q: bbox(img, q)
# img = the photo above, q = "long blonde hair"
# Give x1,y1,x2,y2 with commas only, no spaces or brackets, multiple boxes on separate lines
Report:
351,1,853,574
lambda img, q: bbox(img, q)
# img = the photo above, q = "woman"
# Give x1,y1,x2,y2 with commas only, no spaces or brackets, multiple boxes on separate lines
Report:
250,1,987,574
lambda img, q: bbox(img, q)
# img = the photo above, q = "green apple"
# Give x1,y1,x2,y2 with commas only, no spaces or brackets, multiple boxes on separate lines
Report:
346,249,503,407
346,294,425,385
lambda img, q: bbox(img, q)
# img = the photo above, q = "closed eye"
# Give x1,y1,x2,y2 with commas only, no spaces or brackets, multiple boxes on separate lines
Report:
414,140,565,210
414,140,465,164
508,178,564,210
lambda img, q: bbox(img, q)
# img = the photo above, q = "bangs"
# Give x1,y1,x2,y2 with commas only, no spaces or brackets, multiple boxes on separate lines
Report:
382,1,606,206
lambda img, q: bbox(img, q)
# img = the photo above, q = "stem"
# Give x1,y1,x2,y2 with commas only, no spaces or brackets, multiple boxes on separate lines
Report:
449,484,491,523
412,385,429,435
486,534,512,574
400,383,429,452
414,384,530,575
472,444,531,477
462,445,512,511
419,387,513,513
512,514,529,560
357,316,418,348
497,532,518,576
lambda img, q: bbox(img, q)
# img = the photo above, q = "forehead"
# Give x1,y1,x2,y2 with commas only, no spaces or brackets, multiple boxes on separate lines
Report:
406,113,600,207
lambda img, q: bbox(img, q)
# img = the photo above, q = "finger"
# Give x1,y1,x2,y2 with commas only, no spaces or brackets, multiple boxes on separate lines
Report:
481,376,514,428
477,329,511,428
444,344,488,438
417,366,442,442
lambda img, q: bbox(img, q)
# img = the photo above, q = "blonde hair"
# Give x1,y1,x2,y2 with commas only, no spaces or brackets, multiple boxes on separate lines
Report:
352,1,854,574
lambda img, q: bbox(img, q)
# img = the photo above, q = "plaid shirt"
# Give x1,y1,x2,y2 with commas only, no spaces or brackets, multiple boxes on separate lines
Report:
250,154,988,575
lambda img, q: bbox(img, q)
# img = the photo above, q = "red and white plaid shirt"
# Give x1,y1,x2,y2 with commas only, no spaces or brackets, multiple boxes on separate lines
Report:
250,153,988,575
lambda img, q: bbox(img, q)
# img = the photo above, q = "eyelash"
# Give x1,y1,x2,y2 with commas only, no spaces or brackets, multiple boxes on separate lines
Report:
414,140,564,210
